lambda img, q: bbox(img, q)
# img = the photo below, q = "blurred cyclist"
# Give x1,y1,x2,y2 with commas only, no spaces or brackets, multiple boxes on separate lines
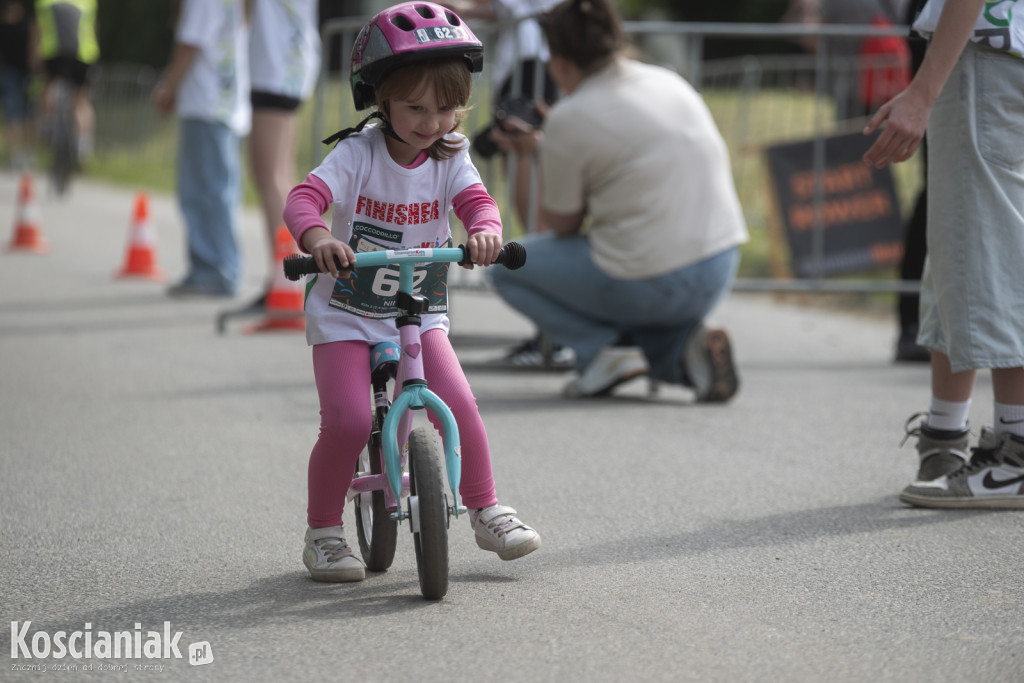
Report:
35,0,99,160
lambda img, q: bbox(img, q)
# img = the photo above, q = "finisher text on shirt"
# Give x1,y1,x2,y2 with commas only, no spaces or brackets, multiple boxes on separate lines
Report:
356,195,441,226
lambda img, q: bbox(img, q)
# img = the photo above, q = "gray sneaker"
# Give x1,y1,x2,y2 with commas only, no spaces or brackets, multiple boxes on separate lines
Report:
901,412,970,482
900,427,1024,509
682,324,738,402
303,526,365,582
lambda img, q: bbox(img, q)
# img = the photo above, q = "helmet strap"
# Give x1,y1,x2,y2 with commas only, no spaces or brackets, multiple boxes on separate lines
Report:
322,110,406,147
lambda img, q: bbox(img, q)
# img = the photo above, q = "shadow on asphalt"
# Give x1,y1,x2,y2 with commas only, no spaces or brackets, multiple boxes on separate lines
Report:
0,570,527,644
530,499,1001,570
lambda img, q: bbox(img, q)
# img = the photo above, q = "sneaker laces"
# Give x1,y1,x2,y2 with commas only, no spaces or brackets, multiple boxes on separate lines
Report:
967,443,1000,468
900,412,928,447
477,510,526,538
315,537,354,561
942,441,1002,482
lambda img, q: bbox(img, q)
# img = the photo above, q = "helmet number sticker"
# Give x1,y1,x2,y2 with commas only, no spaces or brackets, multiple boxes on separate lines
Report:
415,26,464,43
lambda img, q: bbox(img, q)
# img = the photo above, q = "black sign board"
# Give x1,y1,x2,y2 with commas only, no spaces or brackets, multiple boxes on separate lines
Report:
765,131,905,278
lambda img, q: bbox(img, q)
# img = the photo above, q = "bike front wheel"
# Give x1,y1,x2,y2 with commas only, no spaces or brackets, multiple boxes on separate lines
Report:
354,439,398,571
408,426,449,600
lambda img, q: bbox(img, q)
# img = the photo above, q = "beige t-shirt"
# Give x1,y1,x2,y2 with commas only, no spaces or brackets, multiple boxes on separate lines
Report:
541,58,748,279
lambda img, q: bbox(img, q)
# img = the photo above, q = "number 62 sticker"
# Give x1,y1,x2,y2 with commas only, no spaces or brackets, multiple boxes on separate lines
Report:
414,26,463,43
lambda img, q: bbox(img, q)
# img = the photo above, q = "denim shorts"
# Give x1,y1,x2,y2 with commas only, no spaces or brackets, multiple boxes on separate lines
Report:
918,43,1024,372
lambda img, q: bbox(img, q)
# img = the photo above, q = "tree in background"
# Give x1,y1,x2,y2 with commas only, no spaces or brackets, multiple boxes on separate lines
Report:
96,0,175,67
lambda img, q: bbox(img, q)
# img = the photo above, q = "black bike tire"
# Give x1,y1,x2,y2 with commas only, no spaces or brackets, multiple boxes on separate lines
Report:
50,82,77,196
409,426,449,600
354,439,398,571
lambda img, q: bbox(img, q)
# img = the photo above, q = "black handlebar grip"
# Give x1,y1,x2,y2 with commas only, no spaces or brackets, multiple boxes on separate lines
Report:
283,253,325,281
496,241,527,270
457,241,528,270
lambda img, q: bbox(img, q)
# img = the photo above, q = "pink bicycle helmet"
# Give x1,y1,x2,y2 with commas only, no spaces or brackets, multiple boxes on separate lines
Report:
350,2,484,110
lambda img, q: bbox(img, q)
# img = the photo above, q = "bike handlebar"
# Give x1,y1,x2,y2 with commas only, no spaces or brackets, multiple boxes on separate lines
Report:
283,241,527,281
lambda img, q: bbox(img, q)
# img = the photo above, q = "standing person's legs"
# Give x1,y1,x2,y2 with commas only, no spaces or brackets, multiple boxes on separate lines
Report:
902,44,1024,496
896,187,929,362
249,105,298,290
173,118,242,296
929,351,976,405
0,65,33,169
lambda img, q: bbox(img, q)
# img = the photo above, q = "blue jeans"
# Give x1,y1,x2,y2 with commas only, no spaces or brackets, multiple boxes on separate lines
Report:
176,118,242,294
0,66,32,121
488,234,740,385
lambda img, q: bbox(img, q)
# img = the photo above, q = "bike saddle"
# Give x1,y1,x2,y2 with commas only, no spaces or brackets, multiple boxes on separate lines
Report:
370,341,401,382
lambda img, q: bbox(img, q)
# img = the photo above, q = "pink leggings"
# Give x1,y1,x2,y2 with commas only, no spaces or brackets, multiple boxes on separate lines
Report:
308,329,498,528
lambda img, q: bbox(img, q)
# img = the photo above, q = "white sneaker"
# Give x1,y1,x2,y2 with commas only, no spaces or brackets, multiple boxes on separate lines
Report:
471,505,541,560
303,526,365,582
563,346,648,398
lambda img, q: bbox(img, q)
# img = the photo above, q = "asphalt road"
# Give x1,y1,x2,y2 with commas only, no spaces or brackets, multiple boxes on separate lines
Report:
1,171,1021,682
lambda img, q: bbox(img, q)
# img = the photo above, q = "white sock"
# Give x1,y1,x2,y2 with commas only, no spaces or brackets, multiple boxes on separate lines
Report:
994,401,1024,438
927,397,971,432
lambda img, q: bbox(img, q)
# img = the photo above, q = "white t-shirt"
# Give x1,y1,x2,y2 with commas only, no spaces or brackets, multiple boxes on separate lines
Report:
249,0,321,100
303,125,484,346
175,0,251,136
541,58,748,279
490,0,558,89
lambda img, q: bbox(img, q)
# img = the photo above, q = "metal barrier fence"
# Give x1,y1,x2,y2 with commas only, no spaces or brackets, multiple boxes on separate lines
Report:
91,63,161,150
89,20,924,294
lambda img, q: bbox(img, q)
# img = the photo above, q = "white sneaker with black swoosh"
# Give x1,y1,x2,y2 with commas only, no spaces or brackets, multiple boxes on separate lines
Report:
900,427,1024,509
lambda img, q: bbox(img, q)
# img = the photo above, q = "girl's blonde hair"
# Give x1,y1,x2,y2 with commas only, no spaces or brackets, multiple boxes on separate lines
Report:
374,58,474,161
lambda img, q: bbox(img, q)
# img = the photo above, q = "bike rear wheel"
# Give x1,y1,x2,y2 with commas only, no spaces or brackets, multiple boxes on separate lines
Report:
49,80,77,197
408,426,449,600
354,439,398,571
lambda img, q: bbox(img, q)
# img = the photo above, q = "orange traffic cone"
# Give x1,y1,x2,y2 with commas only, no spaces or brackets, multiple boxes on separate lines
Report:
116,192,165,281
247,226,306,333
6,173,48,254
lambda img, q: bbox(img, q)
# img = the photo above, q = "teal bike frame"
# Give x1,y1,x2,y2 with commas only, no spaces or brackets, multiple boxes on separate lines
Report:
356,246,468,520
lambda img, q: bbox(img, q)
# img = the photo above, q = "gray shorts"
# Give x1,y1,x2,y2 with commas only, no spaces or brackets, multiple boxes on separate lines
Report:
918,42,1024,372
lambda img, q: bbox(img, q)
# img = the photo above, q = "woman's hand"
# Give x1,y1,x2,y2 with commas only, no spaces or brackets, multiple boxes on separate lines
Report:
464,232,502,268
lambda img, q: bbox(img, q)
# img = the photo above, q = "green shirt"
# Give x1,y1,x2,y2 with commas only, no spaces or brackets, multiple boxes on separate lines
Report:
36,0,98,64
